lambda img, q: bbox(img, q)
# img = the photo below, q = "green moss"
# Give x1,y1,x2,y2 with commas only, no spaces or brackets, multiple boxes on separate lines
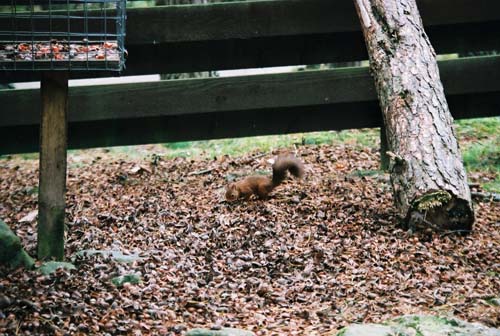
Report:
393,315,422,334
74,249,144,263
38,261,75,275
391,315,472,335
0,220,35,269
186,328,254,336
0,227,22,261
350,169,382,177
111,274,141,287
341,315,500,336
485,297,500,306
439,317,460,327
414,190,452,211
23,186,38,195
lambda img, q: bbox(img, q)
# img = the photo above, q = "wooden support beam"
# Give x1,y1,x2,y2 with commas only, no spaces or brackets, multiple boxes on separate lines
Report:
4,0,500,44
125,0,500,44
0,91,497,155
1,55,499,128
121,21,500,75
37,72,68,261
0,56,499,154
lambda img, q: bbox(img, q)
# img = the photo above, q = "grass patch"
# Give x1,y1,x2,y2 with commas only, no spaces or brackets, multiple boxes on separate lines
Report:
0,153,38,160
455,117,500,140
456,117,500,192
1,116,498,192
161,129,379,159
462,138,499,192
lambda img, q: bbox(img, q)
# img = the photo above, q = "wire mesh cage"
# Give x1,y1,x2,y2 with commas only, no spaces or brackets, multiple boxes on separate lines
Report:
0,0,126,72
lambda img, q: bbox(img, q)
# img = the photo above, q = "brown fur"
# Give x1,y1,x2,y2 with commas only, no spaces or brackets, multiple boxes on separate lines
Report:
225,155,304,202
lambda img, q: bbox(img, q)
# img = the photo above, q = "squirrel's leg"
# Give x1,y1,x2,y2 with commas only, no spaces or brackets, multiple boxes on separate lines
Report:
257,186,270,200
238,185,253,201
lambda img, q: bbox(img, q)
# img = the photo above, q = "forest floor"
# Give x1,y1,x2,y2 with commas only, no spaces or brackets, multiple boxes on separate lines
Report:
0,124,499,335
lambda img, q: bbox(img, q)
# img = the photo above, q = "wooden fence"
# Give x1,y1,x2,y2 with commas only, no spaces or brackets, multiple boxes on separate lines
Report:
1,0,499,154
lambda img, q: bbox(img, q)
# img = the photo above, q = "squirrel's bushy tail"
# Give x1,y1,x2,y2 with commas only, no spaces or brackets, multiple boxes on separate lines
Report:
271,155,305,187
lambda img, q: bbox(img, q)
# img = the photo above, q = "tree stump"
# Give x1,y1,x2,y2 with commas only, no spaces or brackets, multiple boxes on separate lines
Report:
353,0,474,231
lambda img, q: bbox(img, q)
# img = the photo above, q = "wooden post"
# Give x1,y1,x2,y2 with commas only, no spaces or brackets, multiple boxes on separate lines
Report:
38,72,69,261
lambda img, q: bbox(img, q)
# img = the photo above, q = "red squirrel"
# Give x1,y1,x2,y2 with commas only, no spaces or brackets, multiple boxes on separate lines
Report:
225,155,304,201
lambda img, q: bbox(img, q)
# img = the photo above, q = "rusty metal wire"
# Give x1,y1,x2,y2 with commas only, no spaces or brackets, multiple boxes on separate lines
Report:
0,0,126,71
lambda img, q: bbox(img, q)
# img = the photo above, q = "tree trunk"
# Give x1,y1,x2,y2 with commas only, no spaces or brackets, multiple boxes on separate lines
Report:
352,0,474,231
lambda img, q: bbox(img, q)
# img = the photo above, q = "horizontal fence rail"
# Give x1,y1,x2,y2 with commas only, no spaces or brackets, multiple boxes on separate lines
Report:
2,0,500,82
1,55,499,154
124,0,500,43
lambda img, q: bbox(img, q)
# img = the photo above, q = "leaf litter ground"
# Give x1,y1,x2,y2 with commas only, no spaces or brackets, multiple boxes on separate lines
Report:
0,142,498,335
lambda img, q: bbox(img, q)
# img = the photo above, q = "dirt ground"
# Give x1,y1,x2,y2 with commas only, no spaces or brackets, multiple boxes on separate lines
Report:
0,143,498,335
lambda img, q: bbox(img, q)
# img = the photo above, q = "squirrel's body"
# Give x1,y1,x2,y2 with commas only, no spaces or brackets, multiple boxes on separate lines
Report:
225,155,304,201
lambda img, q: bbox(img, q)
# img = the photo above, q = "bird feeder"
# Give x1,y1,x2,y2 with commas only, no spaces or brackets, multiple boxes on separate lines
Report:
0,0,127,71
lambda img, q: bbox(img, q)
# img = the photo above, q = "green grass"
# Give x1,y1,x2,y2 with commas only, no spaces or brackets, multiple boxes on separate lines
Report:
456,117,500,192
162,117,498,192
161,129,379,159
1,117,498,192
455,117,500,140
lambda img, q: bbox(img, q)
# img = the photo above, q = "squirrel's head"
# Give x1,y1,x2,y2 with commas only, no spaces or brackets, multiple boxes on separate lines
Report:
225,183,239,202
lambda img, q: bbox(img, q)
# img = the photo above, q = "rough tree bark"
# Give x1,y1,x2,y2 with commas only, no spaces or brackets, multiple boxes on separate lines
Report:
353,0,474,231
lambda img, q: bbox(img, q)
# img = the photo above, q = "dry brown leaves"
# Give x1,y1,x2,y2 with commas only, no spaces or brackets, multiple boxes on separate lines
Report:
0,143,498,335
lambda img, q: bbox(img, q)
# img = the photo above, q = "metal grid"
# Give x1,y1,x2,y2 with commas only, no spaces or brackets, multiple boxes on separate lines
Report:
0,0,126,71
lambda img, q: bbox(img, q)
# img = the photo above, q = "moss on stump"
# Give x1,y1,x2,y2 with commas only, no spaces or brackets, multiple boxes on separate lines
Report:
0,219,35,269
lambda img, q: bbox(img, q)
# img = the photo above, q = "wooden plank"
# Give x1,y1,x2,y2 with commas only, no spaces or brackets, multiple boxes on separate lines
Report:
0,66,373,126
125,0,500,44
1,91,498,155
1,55,500,128
37,71,68,261
3,20,500,83
122,21,500,74
2,0,499,44
125,0,355,44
